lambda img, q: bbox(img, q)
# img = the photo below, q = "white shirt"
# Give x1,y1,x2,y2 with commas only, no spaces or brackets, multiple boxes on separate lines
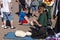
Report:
25,0,31,7
2,0,11,12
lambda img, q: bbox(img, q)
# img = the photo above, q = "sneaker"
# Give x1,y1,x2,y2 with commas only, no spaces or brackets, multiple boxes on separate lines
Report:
4,26,8,29
10,26,15,29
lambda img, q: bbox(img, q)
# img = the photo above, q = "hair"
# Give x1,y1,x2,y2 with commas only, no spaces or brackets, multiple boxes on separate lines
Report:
38,3,46,10
23,8,28,11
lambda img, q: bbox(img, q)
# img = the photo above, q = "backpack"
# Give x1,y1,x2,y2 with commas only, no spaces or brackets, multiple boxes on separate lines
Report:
30,26,48,39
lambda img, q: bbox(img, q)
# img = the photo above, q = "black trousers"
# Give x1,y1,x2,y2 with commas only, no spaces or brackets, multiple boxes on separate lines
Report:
54,21,60,33
27,7,32,17
19,4,25,12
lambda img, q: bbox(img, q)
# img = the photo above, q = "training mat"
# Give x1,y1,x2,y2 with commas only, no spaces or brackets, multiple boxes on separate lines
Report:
4,32,39,40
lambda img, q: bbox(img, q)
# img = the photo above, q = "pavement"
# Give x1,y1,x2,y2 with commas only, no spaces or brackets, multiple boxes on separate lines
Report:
0,0,56,40
0,0,30,40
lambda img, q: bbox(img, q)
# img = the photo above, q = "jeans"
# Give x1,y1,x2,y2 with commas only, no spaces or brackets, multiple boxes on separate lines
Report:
32,6,38,11
3,12,14,21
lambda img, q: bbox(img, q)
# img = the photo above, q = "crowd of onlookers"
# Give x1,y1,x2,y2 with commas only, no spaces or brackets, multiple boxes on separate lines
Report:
0,0,60,34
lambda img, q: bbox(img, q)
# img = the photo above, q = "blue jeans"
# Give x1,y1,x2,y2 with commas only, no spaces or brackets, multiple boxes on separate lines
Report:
3,12,14,21
32,6,38,11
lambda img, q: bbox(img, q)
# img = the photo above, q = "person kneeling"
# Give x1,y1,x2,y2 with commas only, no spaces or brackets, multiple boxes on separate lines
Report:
19,8,30,25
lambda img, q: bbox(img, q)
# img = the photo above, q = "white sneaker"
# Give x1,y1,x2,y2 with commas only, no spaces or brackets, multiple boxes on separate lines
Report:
10,26,15,29
4,26,8,29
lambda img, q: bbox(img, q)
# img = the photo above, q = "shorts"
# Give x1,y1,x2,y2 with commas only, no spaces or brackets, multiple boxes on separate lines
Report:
19,20,28,24
3,12,13,21
32,6,38,11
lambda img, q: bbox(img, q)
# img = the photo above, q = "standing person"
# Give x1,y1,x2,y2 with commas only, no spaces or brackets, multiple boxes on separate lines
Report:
1,8,4,27
0,3,4,27
25,0,32,17
54,10,60,33
31,0,39,16
25,0,32,8
43,0,55,27
16,0,26,12
54,0,60,33
43,0,54,20
2,0,15,29
0,0,4,27
38,0,43,5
